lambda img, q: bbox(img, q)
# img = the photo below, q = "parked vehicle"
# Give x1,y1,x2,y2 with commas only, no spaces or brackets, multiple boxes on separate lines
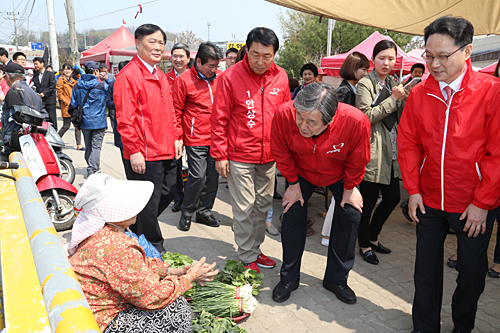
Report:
7,105,78,231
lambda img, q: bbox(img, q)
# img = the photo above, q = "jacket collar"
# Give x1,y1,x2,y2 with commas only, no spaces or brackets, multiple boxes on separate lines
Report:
423,58,473,96
132,56,160,81
192,63,218,81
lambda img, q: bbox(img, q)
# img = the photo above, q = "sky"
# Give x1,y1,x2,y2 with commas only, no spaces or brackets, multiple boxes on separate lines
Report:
0,0,286,45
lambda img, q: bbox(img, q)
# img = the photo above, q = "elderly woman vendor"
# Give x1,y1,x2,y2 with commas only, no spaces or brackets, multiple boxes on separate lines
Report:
69,174,218,332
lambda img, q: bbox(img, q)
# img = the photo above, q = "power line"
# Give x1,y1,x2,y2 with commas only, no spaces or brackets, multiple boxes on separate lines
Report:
75,0,159,23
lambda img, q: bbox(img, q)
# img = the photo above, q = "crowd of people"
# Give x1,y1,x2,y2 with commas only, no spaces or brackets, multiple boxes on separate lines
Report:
1,14,500,333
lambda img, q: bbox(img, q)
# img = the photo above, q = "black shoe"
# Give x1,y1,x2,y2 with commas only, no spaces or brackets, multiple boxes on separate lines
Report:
178,215,192,231
488,267,500,278
451,327,470,333
196,214,220,227
323,280,356,304
272,281,299,303
447,256,458,269
273,192,282,200
172,200,182,212
370,241,391,254
359,248,379,265
401,201,412,222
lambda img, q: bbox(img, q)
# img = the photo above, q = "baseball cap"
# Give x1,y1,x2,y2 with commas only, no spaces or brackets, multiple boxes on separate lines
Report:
5,62,25,74
84,61,99,71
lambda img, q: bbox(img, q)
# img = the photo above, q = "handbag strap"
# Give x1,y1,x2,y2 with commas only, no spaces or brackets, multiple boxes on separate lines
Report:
81,89,91,107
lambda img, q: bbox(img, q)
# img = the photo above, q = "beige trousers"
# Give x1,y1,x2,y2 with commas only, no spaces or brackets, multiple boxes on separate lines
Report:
227,160,275,263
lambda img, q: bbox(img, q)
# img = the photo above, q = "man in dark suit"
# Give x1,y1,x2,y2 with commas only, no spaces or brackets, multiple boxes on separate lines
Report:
33,57,57,130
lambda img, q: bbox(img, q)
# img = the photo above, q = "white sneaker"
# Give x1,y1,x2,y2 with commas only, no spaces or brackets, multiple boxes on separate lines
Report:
321,238,329,247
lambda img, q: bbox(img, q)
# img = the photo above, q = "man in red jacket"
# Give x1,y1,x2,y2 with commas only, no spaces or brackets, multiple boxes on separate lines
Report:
167,42,191,213
114,24,183,254
166,43,190,88
173,41,223,231
398,16,500,333
271,83,370,304
211,27,290,272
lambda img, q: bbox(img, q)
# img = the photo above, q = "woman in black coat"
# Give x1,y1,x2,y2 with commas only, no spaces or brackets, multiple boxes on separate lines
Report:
336,51,370,106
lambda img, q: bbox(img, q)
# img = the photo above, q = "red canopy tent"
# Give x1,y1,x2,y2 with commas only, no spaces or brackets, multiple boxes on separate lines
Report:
320,31,425,77
80,26,136,66
479,61,498,75
81,26,135,57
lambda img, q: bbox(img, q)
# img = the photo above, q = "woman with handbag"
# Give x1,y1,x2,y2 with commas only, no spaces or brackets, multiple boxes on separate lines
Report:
57,63,84,150
355,40,406,265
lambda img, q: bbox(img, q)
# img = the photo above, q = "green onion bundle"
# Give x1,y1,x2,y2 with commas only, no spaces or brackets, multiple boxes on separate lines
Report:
189,282,257,318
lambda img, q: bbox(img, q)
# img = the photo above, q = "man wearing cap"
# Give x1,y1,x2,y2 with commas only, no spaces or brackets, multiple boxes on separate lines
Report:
33,57,57,130
70,60,110,178
1,62,45,158
114,24,183,254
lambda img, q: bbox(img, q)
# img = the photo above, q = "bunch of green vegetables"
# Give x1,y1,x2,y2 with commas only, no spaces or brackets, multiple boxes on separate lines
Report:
214,260,264,295
191,311,248,333
189,281,257,318
162,252,193,268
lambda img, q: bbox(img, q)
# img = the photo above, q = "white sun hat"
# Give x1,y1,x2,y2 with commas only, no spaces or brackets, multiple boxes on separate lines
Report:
68,173,154,255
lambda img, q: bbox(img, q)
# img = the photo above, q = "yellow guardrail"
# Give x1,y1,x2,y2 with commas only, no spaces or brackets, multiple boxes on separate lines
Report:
0,168,51,332
0,153,100,333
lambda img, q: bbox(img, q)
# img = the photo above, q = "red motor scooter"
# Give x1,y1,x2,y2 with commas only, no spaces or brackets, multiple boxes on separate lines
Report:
8,105,78,231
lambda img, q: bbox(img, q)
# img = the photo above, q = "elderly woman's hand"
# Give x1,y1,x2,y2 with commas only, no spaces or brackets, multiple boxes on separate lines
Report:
168,265,191,276
185,257,219,286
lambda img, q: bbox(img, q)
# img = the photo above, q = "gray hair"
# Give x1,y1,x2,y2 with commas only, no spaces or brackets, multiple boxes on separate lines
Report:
293,83,338,125
6,72,24,81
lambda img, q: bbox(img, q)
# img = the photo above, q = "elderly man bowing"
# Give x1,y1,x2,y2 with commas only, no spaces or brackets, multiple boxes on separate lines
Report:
271,83,371,304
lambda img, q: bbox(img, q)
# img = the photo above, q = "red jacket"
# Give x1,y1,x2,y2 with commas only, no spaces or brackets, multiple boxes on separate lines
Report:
398,60,500,213
211,54,290,164
271,101,371,189
166,69,176,88
173,65,221,146
114,56,182,161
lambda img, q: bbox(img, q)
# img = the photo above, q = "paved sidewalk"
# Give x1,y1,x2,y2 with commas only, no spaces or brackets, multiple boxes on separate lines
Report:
58,123,500,333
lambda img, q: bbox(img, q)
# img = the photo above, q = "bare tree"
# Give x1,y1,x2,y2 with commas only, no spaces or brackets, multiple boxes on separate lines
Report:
176,30,203,50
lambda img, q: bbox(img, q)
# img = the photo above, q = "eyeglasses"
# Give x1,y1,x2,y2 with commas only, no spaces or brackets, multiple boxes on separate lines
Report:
421,44,467,63
205,64,220,69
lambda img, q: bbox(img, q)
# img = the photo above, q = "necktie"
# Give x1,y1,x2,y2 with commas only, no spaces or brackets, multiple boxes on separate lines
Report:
152,67,157,77
444,86,453,104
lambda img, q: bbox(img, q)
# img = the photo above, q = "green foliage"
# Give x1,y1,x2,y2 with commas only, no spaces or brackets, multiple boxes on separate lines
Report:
276,9,416,78
214,260,264,295
191,311,248,333
162,252,193,268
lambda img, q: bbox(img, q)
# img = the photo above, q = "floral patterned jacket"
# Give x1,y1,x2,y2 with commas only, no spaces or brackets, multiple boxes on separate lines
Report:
69,225,192,332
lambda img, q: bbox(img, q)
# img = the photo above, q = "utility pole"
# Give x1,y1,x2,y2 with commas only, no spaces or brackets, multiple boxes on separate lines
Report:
327,19,336,57
46,0,60,70
207,21,211,41
2,4,20,52
65,0,80,65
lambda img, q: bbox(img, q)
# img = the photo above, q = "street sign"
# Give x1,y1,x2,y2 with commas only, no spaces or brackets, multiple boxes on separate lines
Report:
30,42,43,51
227,42,245,50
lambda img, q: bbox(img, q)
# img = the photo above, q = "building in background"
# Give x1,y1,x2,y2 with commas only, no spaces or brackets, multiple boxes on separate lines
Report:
471,35,500,68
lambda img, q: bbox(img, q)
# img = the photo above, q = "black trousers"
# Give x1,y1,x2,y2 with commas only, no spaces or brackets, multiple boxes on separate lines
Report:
413,205,499,332
45,103,57,131
181,146,218,216
358,170,400,248
58,117,82,146
123,158,177,253
280,175,361,284
174,157,184,202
